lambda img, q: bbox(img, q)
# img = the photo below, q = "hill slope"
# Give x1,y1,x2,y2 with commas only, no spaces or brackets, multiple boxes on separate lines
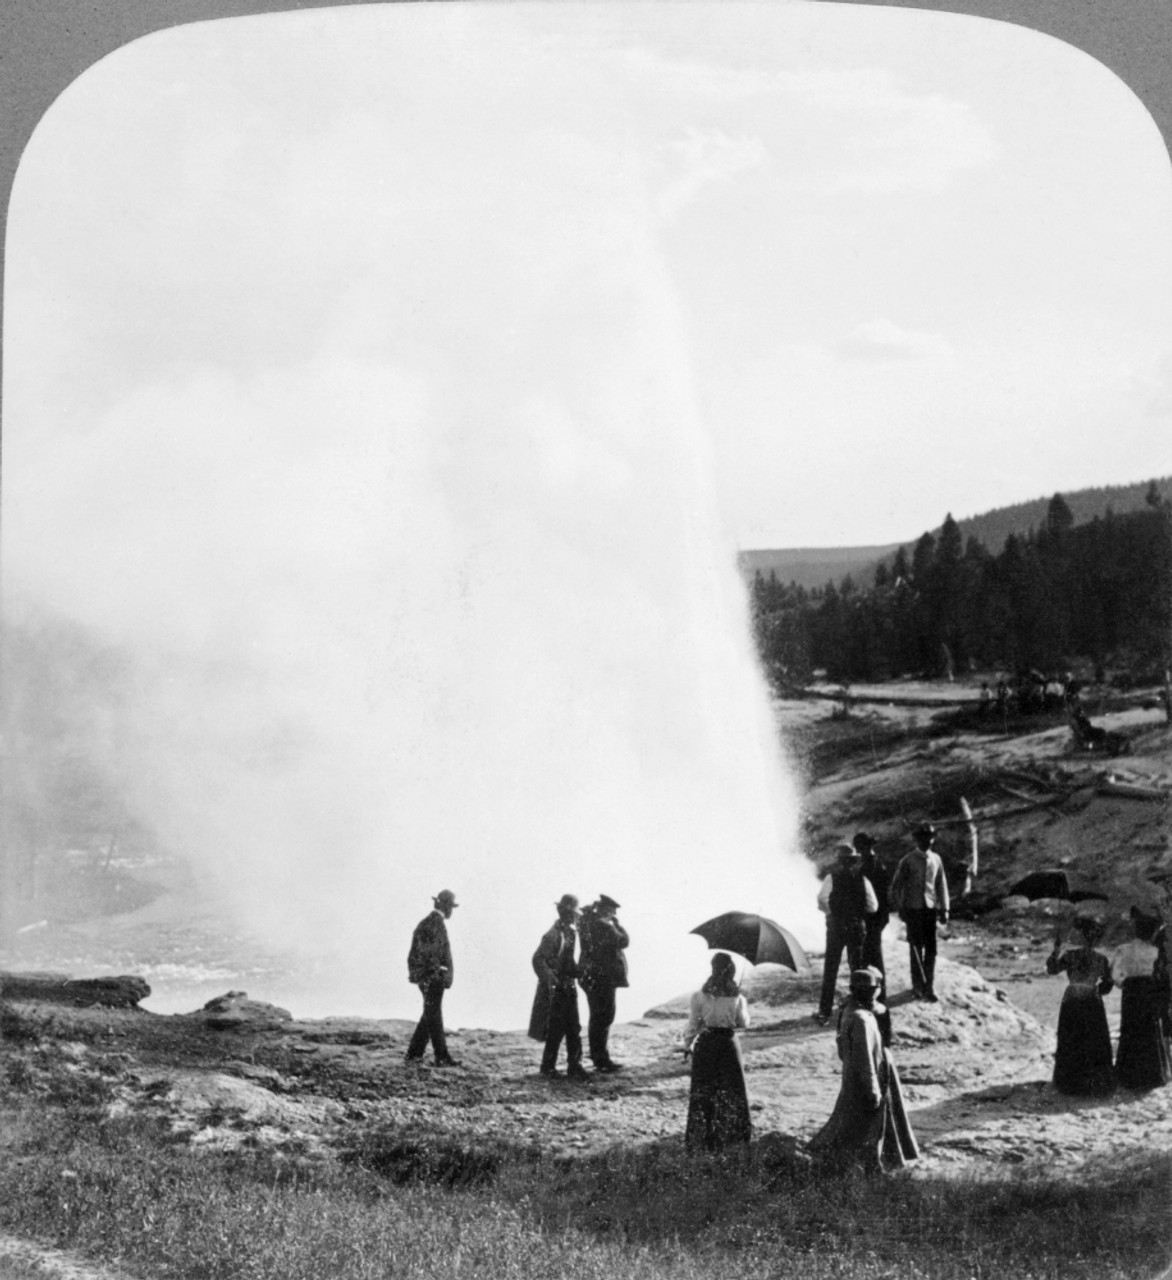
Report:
739,475,1172,590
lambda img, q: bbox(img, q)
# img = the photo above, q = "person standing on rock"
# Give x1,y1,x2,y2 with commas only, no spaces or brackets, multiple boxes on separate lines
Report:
889,824,949,1002
814,842,879,1025
405,889,459,1067
578,894,630,1073
529,894,591,1082
855,831,890,974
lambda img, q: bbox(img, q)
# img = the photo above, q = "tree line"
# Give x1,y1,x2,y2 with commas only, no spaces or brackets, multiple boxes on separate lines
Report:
749,484,1172,688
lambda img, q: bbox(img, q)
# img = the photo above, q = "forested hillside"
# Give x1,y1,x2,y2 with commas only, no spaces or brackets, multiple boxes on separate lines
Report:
739,476,1172,593
750,485,1172,686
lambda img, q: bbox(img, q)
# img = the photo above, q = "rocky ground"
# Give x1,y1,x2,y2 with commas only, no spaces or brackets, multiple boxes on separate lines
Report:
2,677,1170,1277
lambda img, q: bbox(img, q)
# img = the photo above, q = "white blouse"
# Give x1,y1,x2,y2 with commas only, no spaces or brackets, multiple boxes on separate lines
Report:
683,990,750,1049
1111,940,1161,982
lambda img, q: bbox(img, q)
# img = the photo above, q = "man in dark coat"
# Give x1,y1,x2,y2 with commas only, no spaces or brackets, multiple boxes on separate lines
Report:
405,888,459,1066
578,894,630,1072
855,831,890,974
814,842,878,1025
529,893,590,1081
889,824,950,1002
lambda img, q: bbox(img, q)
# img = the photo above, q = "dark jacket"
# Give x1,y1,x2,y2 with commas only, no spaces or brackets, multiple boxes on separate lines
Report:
828,868,876,923
407,911,453,989
528,920,578,1041
861,855,891,929
579,910,630,990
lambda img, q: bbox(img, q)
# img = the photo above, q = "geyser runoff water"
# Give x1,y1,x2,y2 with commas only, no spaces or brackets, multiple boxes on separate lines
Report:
2,9,821,1028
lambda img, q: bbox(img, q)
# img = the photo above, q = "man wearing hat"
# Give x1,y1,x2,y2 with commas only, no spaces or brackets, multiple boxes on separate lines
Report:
578,894,630,1072
529,894,591,1081
889,824,950,1002
405,889,459,1066
814,842,879,1026
854,832,891,974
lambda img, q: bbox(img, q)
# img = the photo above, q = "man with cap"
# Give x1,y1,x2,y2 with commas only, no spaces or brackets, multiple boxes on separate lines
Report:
854,832,890,974
808,967,918,1173
889,824,950,1002
405,889,459,1066
529,894,591,1081
814,842,879,1026
578,894,630,1072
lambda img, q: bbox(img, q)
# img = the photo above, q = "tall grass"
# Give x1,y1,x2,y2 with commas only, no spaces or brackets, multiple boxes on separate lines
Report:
0,1088,1169,1280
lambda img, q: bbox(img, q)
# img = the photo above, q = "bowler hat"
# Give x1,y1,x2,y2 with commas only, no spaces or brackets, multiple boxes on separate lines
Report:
912,823,937,845
849,968,881,990
853,831,876,849
556,893,581,913
434,889,458,909
836,842,860,861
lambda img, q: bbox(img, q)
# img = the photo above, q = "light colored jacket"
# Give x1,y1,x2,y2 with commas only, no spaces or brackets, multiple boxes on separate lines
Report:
889,849,950,916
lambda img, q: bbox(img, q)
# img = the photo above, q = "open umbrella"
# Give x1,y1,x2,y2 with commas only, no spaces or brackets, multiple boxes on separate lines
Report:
1007,869,1108,904
690,912,810,972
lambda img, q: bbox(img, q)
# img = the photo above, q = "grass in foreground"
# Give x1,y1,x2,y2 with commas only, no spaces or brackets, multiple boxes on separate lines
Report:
0,1057,1170,1280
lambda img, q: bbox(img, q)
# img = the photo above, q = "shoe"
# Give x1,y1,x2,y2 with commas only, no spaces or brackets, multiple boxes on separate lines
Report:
567,1066,593,1082
539,1067,563,1079
596,1062,624,1073
813,1012,830,1026
434,1057,460,1067
923,993,939,1003
404,1053,424,1064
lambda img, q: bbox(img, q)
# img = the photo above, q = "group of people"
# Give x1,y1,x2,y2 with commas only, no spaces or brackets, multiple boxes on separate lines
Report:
816,824,949,1018
401,837,1170,1177
1045,907,1171,1095
404,888,630,1079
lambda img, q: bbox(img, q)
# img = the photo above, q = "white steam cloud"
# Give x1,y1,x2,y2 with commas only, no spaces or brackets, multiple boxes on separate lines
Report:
2,14,820,1028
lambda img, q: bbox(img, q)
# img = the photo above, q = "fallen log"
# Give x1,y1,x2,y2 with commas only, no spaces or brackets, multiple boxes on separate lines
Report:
1097,779,1168,803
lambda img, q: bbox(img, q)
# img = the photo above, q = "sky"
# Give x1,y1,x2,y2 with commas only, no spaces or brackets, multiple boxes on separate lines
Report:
6,2,1172,554
2,2,1172,1022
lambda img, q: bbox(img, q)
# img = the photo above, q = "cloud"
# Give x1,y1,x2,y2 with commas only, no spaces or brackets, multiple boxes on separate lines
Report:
835,319,956,364
655,126,768,218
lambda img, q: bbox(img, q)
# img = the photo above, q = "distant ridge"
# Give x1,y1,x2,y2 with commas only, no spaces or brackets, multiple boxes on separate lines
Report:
738,476,1172,591
736,544,901,592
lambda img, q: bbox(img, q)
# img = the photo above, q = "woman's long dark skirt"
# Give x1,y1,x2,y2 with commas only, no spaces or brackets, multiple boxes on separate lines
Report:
1115,977,1172,1090
685,1029,751,1151
1053,985,1115,1096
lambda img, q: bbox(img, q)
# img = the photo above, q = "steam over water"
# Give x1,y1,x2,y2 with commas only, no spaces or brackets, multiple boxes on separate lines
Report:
2,12,821,1027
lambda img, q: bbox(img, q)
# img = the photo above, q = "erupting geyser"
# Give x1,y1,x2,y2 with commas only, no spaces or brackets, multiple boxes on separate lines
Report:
1,8,821,1028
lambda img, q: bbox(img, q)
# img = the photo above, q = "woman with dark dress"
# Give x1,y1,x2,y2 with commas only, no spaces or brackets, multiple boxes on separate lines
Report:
1045,916,1114,1096
682,953,751,1151
1112,908,1171,1091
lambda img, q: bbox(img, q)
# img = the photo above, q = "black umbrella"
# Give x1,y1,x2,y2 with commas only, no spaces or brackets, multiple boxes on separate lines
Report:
690,912,810,972
1008,869,1108,904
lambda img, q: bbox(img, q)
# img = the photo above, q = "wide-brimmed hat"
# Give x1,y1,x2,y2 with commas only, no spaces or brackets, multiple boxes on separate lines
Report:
836,841,860,861
556,893,581,913
849,968,881,990
434,889,458,909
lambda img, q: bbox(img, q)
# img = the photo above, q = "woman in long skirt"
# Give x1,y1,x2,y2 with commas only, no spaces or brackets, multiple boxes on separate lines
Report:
1113,908,1171,1091
1045,916,1114,1096
683,953,751,1152
809,968,918,1173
